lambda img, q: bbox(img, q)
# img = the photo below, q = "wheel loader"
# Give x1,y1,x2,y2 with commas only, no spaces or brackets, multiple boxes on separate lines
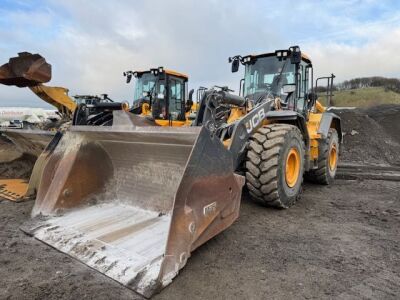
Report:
20,46,341,297
0,53,127,201
70,67,196,127
125,67,196,126
0,52,62,201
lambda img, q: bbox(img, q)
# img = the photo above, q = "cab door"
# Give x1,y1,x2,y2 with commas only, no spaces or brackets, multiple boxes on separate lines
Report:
296,61,310,114
168,76,186,121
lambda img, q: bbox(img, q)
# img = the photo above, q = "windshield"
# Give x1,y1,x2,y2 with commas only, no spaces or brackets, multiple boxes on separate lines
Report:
133,73,157,103
244,56,295,99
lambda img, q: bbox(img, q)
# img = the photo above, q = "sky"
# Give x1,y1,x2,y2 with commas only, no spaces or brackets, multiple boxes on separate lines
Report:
1,0,400,108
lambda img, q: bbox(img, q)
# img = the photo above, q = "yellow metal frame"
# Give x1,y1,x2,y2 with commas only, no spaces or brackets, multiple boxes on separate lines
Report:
29,84,77,116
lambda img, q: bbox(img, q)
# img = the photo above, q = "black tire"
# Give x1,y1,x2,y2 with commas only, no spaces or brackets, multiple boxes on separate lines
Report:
305,128,339,185
245,124,305,208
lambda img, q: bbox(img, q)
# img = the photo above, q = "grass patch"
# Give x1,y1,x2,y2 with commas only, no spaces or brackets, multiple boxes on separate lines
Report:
329,87,400,108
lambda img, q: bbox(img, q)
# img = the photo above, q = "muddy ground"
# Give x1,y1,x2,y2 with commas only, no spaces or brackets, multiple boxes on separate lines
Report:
1,180,399,299
0,105,400,299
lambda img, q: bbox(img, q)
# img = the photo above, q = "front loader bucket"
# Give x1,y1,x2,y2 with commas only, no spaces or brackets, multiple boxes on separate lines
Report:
0,129,57,201
22,119,244,297
0,52,51,87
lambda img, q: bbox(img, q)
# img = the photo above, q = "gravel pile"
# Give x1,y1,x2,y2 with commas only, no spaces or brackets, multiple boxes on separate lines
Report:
333,105,400,166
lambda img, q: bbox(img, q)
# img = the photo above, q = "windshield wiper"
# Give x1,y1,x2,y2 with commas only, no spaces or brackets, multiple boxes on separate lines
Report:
271,58,289,95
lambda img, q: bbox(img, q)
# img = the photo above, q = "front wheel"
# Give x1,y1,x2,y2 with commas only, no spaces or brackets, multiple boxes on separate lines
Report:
245,124,305,208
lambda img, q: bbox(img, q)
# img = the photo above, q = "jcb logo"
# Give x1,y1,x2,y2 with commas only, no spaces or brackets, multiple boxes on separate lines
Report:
245,108,265,133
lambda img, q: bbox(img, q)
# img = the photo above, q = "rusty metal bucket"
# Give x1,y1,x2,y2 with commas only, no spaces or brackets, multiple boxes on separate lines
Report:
0,52,51,87
21,112,244,297
0,129,57,201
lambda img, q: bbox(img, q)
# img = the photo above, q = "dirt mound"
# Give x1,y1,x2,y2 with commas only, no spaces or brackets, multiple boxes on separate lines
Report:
364,104,400,144
0,133,34,179
332,105,400,166
0,134,12,144
0,153,35,179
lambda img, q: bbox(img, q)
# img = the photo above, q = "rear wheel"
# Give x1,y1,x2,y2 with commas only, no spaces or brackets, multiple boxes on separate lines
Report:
306,128,339,184
245,124,305,208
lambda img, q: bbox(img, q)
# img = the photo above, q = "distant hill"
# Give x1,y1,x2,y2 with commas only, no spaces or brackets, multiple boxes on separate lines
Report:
332,87,400,107
315,76,400,108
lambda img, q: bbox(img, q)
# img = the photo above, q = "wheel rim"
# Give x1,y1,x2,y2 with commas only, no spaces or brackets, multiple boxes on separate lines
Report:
285,148,300,188
329,144,338,171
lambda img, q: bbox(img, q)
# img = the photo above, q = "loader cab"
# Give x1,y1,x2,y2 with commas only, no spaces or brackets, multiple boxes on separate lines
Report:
230,46,314,115
125,68,190,126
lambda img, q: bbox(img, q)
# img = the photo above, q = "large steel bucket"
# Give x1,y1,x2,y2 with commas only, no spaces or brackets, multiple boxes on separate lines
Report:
0,129,57,201
22,113,244,297
0,52,51,87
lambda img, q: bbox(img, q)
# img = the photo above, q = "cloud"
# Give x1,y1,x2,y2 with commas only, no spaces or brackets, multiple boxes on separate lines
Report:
307,28,400,81
0,0,400,107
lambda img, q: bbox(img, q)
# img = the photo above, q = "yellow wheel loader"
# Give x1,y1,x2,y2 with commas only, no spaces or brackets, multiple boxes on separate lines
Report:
124,67,196,126
0,52,61,201
21,46,341,297
70,67,196,127
218,46,342,207
0,53,127,201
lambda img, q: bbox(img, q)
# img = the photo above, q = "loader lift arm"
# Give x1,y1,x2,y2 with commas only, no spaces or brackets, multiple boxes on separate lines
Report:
29,85,76,119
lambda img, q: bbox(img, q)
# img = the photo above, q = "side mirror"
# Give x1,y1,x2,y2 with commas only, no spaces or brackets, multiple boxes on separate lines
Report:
188,89,194,101
282,84,296,94
231,59,240,73
125,73,132,83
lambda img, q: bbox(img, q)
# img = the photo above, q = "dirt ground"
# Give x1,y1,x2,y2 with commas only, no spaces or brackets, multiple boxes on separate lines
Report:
0,105,400,299
1,180,399,299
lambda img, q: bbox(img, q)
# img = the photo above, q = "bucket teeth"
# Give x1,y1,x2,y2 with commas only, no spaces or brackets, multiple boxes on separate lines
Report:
0,179,28,201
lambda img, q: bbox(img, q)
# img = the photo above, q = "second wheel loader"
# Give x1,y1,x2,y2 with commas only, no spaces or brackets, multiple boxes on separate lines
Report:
126,67,195,126
21,46,341,297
